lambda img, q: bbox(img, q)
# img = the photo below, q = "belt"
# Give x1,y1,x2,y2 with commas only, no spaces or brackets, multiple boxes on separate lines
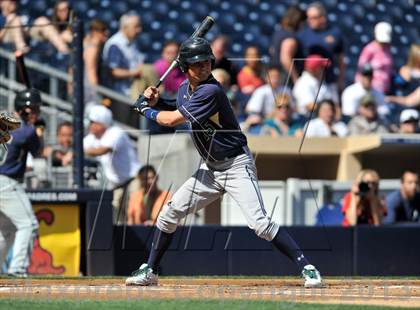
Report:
214,147,246,162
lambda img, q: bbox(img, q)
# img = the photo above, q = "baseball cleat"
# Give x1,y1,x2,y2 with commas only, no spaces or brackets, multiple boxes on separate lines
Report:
125,263,158,286
302,264,322,288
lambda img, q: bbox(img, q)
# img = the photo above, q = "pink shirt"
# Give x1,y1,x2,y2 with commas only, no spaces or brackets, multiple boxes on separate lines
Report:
154,59,186,94
356,41,393,93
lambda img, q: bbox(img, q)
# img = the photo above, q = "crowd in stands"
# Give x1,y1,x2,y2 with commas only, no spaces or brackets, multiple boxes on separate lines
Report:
0,1,419,227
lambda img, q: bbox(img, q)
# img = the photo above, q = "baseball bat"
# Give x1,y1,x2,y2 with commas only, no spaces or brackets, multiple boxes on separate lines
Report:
155,16,215,88
15,50,31,88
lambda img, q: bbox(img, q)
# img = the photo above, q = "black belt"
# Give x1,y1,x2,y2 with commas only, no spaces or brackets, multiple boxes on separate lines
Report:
214,147,246,162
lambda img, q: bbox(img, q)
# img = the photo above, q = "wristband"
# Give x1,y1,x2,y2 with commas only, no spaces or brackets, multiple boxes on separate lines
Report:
143,107,159,121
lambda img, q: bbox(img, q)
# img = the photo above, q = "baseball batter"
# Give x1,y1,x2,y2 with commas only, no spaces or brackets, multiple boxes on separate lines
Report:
126,37,322,288
0,89,42,277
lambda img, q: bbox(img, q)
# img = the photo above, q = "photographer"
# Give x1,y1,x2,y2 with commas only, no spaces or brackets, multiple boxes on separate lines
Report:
342,169,387,226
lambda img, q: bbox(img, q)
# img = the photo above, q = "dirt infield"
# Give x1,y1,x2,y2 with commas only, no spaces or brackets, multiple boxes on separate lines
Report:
0,278,419,308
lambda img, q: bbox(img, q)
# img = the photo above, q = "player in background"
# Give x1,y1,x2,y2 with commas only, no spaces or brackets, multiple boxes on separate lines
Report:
0,89,43,277
126,37,322,288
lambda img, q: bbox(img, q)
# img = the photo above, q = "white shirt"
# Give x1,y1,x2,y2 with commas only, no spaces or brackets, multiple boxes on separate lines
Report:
84,125,141,188
293,71,339,115
246,84,293,117
305,118,348,137
341,82,389,117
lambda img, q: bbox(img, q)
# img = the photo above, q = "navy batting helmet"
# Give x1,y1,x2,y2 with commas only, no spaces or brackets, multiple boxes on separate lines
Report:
178,37,215,73
14,88,42,114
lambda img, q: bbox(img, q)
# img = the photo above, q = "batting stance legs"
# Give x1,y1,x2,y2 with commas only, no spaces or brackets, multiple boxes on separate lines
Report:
126,149,321,287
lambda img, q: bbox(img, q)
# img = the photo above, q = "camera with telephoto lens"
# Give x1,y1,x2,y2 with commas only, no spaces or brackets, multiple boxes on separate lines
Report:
358,181,371,198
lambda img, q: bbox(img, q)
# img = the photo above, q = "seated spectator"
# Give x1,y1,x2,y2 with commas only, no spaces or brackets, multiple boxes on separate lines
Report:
212,68,240,117
356,22,393,94
342,64,389,118
43,121,73,167
398,109,419,134
245,65,293,126
127,165,172,226
386,86,420,108
298,2,345,91
342,169,387,226
384,170,420,224
83,19,109,103
0,0,29,53
305,99,348,137
348,93,391,135
293,54,339,116
269,5,306,83
260,94,303,137
29,0,73,54
237,46,265,95
315,185,343,225
102,12,157,98
154,40,186,97
211,35,238,85
393,43,420,97
83,105,141,224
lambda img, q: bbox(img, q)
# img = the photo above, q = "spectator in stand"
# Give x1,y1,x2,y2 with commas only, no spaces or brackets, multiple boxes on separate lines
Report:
293,54,339,116
237,46,265,95
29,0,73,54
211,35,238,85
348,93,391,135
84,105,141,224
298,2,345,92
342,169,387,226
305,99,348,137
342,64,389,118
82,19,109,103
0,0,29,53
260,94,303,137
385,170,420,224
269,5,306,83
127,165,172,226
244,65,293,128
398,109,419,134
103,12,157,98
43,121,73,167
356,22,394,94
154,40,186,98
393,44,420,97
212,68,240,118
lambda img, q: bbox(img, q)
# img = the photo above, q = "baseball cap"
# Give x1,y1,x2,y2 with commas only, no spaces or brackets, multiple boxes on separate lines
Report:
358,63,373,76
374,22,392,43
400,109,419,123
360,93,376,106
304,54,330,71
88,104,113,127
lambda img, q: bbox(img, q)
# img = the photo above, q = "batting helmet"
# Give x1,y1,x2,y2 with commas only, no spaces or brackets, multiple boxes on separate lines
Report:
178,37,215,73
14,88,42,114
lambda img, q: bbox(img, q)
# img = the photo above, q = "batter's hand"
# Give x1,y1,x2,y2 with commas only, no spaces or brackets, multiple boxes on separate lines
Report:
0,112,21,144
143,86,159,107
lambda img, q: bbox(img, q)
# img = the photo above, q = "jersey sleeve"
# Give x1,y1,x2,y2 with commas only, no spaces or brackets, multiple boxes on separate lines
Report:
179,85,220,124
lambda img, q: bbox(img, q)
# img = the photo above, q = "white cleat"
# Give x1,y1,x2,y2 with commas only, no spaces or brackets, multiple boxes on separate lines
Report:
302,264,323,288
125,263,158,286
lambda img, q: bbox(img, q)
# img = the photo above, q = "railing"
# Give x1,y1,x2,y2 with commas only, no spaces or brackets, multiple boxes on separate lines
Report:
0,47,141,141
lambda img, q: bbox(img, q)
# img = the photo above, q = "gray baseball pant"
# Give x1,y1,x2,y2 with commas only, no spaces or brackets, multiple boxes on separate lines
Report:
156,147,279,241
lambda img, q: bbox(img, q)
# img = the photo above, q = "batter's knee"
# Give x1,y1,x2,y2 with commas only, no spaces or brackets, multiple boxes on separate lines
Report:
156,201,185,234
253,219,279,242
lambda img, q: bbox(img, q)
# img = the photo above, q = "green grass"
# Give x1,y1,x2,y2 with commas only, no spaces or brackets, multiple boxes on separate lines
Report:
0,299,413,310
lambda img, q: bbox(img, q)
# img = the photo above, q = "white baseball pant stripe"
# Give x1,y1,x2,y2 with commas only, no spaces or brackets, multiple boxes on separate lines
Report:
157,147,279,241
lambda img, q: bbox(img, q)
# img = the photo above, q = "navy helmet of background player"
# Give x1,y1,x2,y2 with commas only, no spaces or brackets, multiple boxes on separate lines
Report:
129,37,322,288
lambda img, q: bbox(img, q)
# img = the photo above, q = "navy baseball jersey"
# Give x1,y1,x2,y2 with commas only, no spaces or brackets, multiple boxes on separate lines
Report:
0,122,41,181
176,75,247,161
